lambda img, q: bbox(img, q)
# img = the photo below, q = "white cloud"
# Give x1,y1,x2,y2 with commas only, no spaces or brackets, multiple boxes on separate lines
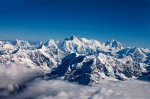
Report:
5,79,150,99
0,63,42,93
0,63,150,99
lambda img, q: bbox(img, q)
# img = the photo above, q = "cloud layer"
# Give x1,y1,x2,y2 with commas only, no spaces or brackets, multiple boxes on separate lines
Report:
5,79,150,99
0,63,42,97
0,63,150,99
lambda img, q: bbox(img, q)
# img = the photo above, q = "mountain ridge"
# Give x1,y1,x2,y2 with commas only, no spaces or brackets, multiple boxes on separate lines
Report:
0,36,149,85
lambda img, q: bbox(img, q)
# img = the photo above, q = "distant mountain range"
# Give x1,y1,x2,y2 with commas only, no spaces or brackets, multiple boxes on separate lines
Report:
0,36,150,85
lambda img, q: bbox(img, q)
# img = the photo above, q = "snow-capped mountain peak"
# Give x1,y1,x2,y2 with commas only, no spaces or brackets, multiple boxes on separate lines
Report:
64,35,79,41
14,39,30,48
105,39,124,50
44,39,58,48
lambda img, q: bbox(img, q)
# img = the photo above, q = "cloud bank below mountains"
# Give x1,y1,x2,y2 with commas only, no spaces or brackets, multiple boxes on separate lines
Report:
0,63,42,97
0,63,41,88
0,63,150,99
6,79,150,99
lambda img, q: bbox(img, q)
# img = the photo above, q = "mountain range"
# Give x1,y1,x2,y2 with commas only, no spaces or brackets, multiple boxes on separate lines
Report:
0,36,150,85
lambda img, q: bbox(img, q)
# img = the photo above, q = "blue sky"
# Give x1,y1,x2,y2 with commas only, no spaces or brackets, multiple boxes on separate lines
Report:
0,0,149,48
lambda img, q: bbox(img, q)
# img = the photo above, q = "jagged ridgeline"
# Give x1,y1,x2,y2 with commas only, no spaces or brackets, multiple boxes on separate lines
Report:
0,36,150,85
